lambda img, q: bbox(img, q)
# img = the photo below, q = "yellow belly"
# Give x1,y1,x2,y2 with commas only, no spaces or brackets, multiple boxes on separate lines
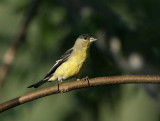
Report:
51,50,88,81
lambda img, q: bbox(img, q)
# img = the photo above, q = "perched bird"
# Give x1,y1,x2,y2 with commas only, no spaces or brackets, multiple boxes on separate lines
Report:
28,34,97,88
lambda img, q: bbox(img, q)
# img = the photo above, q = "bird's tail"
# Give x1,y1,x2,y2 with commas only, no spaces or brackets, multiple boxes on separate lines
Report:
27,79,48,88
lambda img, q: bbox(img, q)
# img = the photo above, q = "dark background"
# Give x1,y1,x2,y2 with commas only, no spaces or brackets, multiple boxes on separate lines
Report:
0,0,160,121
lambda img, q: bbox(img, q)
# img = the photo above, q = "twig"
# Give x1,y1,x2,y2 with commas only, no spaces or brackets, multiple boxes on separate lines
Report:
0,0,42,89
0,75,160,113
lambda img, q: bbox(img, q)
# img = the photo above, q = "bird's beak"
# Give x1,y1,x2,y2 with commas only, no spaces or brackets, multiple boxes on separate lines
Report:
90,37,97,42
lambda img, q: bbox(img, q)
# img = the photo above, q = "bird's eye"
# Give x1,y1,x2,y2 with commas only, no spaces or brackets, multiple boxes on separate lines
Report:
84,36,87,40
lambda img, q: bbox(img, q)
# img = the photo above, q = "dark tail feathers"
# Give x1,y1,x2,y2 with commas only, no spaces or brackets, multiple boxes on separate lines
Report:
27,80,47,88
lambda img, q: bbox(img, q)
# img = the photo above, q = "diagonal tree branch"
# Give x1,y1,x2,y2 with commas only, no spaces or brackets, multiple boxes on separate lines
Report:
0,75,160,113
0,0,42,89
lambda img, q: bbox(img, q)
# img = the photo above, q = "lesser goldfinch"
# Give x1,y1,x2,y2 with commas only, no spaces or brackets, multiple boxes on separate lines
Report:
28,34,97,88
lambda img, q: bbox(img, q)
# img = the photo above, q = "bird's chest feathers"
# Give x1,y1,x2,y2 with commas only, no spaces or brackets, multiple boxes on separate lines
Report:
55,50,88,79
68,50,87,70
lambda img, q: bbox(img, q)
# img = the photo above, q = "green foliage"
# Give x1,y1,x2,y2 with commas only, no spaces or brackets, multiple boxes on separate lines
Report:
0,0,160,121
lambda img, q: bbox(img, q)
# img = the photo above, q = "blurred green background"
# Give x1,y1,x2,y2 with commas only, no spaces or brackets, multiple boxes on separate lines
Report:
0,0,160,121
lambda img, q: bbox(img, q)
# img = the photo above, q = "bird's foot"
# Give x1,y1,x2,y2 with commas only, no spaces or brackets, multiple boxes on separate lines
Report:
76,76,89,81
82,76,90,86
82,76,89,81
56,81,62,92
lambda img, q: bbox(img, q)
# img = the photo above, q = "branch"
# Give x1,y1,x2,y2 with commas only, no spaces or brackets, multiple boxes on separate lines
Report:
0,75,160,113
0,0,42,89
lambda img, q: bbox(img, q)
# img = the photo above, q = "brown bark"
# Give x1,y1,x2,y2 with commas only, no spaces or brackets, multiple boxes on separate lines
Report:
0,75,160,113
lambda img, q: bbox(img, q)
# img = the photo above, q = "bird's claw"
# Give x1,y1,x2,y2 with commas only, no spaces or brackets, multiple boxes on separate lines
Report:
82,76,89,81
82,76,90,86
56,81,62,92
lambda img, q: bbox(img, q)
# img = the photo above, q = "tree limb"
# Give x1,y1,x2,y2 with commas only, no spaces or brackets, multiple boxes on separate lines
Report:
0,75,160,113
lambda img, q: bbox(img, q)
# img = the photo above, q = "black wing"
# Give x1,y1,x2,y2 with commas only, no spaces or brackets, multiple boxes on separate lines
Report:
43,48,73,80
27,48,73,88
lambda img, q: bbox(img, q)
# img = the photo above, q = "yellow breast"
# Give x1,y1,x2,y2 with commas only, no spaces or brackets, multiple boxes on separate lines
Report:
53,50,88,80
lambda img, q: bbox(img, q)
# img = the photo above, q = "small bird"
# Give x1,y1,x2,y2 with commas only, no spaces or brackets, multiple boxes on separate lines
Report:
28,34,97,88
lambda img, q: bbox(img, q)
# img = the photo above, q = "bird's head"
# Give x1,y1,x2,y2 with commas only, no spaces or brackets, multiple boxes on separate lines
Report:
74,34,97,50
